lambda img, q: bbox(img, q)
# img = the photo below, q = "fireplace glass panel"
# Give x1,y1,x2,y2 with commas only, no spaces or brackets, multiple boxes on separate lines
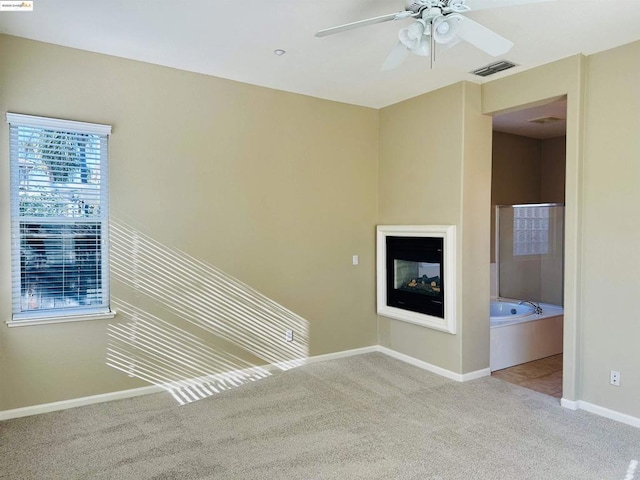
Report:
393,260,441,296
385,236,445,318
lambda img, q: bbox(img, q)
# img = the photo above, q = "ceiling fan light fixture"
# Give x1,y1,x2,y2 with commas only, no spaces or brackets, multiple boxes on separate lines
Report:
398,29,417,49
433,14,461,44
399,20,426,49
437,22,449,34
410,36,431,56
448,0,470,13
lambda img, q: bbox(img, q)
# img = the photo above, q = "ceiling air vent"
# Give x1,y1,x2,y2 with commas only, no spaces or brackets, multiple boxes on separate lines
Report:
471,60,517,77
528,116,564,125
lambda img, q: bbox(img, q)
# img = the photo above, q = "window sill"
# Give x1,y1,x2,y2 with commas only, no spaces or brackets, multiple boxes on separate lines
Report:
7,311,117,327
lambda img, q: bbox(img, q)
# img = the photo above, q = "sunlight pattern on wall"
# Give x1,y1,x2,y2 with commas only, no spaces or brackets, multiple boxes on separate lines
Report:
108,300,273,405
110,218,308,371
107,218,309,404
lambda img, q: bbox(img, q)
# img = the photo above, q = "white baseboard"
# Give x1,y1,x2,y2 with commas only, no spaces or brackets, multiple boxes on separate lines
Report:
305,346,380,365
561,397,579,410
561,398,640,428
0,346,378,421
461,367,493,382
2,345,637,431
377,346,490,382
0,384,163,421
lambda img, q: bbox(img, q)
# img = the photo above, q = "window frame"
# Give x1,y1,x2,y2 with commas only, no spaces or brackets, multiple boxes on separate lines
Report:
6,113,115,327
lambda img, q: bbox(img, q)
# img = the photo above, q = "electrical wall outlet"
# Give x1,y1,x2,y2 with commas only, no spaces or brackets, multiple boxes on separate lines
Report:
285,330,294,342
610,370,621,387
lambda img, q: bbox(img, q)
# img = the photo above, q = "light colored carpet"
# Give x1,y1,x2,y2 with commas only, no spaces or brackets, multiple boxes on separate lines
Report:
1,353,639,479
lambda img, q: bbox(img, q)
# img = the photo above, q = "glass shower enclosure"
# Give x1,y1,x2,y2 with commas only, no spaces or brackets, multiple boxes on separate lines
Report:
496,203,565,306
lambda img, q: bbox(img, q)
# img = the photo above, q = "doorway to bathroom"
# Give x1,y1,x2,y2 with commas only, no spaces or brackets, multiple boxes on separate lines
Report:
489,97,567,398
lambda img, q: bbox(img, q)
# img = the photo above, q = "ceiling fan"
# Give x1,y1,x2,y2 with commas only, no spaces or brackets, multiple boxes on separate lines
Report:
315,0,551,70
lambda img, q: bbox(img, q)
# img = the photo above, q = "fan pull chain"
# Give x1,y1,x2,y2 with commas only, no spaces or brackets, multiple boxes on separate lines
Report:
430,22,435,69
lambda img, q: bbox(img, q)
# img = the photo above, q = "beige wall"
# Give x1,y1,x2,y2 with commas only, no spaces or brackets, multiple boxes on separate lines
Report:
460,83,493,373
378,82,491,374
492,132,542,206
491,132,542,264
377,83,463,372
0,35,379,410
580,40,640,417
541,136,566,203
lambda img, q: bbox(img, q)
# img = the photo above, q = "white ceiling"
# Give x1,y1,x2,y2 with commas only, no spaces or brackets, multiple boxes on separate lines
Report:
1,0,639,111
493,97,567,139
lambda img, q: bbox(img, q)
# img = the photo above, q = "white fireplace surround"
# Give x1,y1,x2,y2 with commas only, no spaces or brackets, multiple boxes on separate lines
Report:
376,225,457,334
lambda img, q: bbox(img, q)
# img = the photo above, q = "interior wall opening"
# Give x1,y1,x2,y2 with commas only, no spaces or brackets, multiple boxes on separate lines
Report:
488,96,568,399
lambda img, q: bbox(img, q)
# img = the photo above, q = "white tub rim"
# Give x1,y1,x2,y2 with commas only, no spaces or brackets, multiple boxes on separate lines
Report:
490,298,564,328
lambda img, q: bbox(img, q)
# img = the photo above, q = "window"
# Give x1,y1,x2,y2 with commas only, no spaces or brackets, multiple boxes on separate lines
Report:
7,113,113,324
513,205,549,256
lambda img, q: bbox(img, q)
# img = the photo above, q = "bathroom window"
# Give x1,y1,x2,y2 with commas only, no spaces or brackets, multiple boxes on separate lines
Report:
513,205,549,256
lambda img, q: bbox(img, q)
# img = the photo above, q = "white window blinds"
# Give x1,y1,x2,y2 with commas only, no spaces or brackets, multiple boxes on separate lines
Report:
7,113,112,322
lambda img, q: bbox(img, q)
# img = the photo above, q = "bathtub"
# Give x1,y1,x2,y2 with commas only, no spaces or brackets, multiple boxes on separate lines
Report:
490,299,564,371
491,301,536,323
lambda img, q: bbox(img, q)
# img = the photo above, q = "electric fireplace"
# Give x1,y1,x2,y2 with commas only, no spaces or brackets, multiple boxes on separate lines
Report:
377,225,456,334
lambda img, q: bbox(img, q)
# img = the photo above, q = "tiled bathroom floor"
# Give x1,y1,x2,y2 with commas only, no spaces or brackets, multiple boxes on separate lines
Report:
491,354,563,398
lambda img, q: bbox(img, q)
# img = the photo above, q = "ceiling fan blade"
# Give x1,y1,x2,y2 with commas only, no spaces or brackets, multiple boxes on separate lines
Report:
456,16,513,56
381,41,411,71
464,0,554,10
439,37,462,50
315,11,411,38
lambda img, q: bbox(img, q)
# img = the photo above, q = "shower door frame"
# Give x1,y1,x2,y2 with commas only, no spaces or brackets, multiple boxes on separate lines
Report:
495,202,565,304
